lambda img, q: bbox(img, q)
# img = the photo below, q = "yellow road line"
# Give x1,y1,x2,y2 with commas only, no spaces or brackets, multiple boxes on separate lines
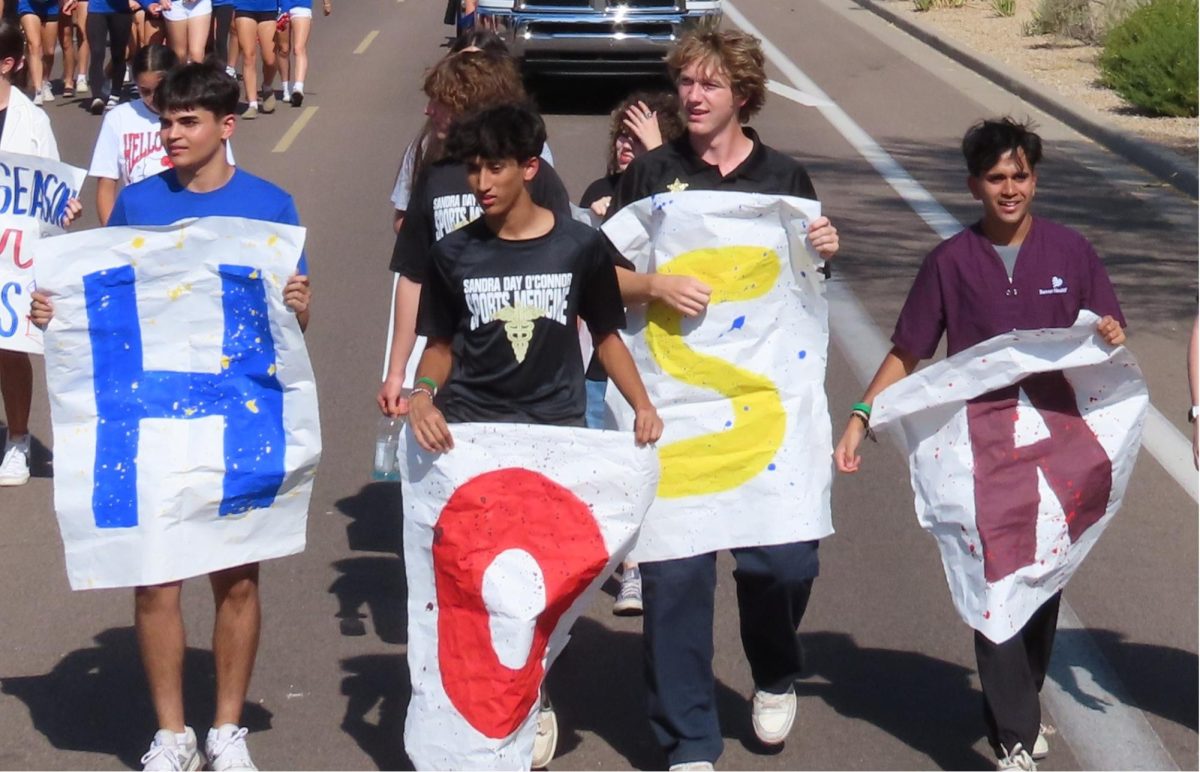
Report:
272,106,319,153
354,29,380,54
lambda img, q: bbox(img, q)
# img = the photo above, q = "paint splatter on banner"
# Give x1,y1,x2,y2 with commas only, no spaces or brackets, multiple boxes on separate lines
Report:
35,216,321,590
602,191,833,562
0,151,87,355
871,312,1148,643
401,424,658,770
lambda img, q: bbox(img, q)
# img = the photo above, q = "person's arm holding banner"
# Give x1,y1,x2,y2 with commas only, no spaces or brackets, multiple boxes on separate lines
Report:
407,339,454,453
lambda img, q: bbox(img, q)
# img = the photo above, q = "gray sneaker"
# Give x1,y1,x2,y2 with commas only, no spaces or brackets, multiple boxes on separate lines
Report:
141,728,202,771
613,565,643,616
261,90,276,113
531,694,557,769
242,104,258,120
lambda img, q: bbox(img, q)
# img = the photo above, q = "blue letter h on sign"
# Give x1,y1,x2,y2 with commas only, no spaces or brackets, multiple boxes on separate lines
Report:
85,264,286,528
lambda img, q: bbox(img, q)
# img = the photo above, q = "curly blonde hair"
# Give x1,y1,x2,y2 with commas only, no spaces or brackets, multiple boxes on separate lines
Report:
422,50,526,117
667,29,767,123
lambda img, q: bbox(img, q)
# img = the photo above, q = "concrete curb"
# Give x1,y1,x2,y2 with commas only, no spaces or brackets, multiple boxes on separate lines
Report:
851,0,1199,199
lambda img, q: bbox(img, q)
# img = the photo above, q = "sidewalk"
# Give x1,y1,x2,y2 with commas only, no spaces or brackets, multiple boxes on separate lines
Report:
851,0,1199,198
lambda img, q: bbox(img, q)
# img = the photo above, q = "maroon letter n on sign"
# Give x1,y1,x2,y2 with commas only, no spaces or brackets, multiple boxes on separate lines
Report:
966,371,1112,583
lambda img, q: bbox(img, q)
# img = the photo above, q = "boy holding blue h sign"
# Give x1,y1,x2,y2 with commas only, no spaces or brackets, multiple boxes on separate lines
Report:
32,62,312,772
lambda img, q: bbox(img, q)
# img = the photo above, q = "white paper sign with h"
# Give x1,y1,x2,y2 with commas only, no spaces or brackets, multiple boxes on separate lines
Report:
35,216,322,590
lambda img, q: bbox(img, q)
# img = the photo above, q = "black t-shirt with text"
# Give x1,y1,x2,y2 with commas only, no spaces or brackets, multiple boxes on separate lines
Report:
607,127,818,269
417,216,626,425
390,157,572,283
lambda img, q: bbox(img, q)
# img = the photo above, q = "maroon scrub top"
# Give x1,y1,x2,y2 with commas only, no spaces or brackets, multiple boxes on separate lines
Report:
892,217,1125,359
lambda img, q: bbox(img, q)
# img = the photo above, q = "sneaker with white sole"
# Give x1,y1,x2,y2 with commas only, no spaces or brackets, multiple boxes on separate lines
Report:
751,685,796,745
41,82,55,102
89,97,105,115
531,695,557,769
613,565,643,616
243,103,258,120
76,74,90,96
141,727,203,772
33,88,43,106
0,435,31,486
105,94,120,111
261,91,276,113
1032,723,1052,760
206,724,257,771
668,763,714,771
997,742,1036,771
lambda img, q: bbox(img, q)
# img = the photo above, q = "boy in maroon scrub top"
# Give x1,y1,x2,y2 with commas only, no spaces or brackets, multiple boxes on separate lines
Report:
834,117,1126,771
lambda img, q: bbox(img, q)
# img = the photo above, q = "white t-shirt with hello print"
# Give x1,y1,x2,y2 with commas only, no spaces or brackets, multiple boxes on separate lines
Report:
88,100,236,186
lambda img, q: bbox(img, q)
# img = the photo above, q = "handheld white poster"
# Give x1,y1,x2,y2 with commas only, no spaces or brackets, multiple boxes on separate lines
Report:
871,312,1148,643
0,151,87,354
35,216,322,590
601,190,833,562
401,423,658,770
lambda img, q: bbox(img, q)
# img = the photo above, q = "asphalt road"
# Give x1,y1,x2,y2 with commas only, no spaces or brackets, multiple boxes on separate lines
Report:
0,0,1195,769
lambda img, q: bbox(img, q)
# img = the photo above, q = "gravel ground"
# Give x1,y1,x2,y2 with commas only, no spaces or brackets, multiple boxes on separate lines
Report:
877,0,1198,159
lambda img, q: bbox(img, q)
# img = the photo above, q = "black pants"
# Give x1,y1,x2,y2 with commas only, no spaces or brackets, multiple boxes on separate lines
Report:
641,540,819,765
975,591,1061,757
210,5,235,66
87,11,133,100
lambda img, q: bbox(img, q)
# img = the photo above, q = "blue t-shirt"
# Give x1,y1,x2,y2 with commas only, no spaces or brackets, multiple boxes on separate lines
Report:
110,168,308,274
233,0,278,12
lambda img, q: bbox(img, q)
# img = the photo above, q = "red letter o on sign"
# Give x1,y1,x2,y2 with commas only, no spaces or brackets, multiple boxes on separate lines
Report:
433,468,609,739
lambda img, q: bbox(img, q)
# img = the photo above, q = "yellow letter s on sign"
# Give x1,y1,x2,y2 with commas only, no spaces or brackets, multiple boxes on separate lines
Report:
646,246,787,499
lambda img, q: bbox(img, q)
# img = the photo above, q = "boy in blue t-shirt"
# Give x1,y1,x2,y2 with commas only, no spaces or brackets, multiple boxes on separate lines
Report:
32,62,310,772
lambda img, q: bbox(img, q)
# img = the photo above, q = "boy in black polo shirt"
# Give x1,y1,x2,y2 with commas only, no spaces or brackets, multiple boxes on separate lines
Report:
603,28,839,770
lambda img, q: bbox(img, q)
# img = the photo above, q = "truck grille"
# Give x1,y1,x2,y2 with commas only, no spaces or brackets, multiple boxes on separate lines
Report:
519,0,684,11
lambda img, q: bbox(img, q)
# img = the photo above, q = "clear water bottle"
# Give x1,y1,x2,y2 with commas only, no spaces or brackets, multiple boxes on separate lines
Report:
373,416,404,481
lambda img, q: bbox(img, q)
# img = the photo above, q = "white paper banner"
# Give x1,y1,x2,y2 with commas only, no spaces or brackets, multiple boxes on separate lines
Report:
872,312,1148,643
35,216,322,590
601,191,833,562
401,423,658,770
0,151,87,354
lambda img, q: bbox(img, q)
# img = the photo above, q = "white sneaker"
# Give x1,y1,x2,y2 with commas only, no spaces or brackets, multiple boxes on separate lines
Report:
750,685,796,745
1032,723,1052,760
668,764,714,771
613,565,643,616
140,727,202,771
281,85,291,102
997,743,1037,771
32,88,43,106
206,725,257,771
41,81,55,102
531,697,557,769
105,94,120,112
225,65,237,78
76,73,90,96
0,435,31,486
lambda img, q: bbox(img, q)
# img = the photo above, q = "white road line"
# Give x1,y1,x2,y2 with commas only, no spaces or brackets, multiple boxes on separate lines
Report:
766,79,831,107
272,106,319,153
724,1,1182,769
354,29,380,55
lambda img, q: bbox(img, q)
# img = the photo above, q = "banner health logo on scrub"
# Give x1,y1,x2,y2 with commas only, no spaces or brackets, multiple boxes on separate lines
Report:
84,263,287,528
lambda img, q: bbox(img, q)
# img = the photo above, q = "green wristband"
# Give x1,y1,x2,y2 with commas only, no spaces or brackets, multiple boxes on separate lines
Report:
852,401,872,417
415,377,438,393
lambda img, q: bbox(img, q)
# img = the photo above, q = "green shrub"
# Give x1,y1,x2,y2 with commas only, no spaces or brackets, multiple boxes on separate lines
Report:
912,0,965,10
992,0,1017,16
1025,0,1099,41
1100,0,1199,117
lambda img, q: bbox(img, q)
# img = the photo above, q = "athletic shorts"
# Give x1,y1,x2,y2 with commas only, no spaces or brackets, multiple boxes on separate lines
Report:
162,0,211,20
286,5,310,18
234,8,273,22
18,0,60,21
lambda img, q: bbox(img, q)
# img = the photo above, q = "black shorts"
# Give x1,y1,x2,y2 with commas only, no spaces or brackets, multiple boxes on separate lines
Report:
234,9,274,22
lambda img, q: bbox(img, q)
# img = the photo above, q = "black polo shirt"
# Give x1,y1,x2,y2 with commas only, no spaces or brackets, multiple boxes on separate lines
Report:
606,127,819,269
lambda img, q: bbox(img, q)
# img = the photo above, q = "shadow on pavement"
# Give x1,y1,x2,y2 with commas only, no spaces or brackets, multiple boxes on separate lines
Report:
0,627,273,768
797,631,993,770
340,652,414,771
330,482,407,642
1051,629,1198,733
